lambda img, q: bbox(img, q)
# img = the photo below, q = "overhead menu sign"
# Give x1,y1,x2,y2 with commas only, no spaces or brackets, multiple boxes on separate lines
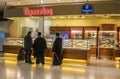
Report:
81,3,93,14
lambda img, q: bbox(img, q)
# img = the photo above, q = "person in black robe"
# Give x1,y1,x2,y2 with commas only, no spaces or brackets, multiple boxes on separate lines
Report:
52,33,63,66
33,32,47,65
24,31,34,64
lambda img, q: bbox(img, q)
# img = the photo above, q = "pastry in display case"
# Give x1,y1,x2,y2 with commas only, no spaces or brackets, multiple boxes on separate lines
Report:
85,31,97,39
99,31,117,48
3,37,24,46
71,30,83,39
85,31,97,48
63,39,89,50
73,39,89,49
63,39,73,48
87,39,96,48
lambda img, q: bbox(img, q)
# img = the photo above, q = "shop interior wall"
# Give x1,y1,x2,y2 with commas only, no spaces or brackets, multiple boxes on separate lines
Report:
9,17,39,38
0,20,13,37
44,18,120,35
7,17,120,37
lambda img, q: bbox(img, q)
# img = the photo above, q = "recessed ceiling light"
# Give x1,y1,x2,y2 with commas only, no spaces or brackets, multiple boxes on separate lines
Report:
57,0,60,1
60,16,64,19
45,17,48,19
67,16,70,18
74,16,78,18
17,2,21,5
40,0,43,3
74,0,79,2
52,17,56,19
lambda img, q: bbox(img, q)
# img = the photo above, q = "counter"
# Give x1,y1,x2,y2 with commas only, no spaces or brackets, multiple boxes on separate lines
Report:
99,48,114,59
3,45,23,54
63,48,90,60
113,48,120,60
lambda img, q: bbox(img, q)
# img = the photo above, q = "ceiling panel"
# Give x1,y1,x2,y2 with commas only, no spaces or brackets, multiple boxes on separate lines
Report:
0,0,117,6
0,0,119,11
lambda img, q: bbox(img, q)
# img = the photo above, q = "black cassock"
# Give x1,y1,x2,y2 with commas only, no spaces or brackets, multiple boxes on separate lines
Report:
33,37,47,64
52,37,62,65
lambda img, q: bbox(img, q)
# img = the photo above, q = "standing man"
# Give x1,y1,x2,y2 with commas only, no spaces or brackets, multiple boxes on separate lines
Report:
52,33,63,66
33,32,47,65
24,31,34,64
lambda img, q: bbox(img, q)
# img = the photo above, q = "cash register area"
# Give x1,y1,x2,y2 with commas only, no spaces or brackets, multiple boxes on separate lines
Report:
0,53,120,79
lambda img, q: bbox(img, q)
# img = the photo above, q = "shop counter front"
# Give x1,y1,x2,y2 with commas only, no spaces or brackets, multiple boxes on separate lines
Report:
3,45,90,61
99,48,114,59
3,45,23,54
89,47,97,57
63,48,90,60
3,45,90,64
45,47,90,64
113,48,120,60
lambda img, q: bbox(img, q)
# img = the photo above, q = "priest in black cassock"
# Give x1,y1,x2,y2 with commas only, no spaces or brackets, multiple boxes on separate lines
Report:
33,32,47,65
52,33,63,66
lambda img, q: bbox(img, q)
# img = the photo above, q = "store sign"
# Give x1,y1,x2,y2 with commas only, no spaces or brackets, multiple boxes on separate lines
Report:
81,3,93,14
23,7,54,16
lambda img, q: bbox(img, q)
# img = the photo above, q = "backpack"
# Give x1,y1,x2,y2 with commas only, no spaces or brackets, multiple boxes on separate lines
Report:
17,48,25,60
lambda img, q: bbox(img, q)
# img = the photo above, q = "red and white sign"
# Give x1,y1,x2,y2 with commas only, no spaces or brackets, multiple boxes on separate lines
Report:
23,7,54,16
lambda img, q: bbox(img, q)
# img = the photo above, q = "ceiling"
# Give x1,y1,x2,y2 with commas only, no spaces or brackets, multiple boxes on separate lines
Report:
0,0,119,7
0,0,119,11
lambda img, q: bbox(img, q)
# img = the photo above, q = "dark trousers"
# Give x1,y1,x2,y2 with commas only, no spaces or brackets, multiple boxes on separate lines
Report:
36,51,44,64
25,49,32,63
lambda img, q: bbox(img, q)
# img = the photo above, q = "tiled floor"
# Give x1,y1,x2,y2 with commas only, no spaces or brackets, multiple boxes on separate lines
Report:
0,56,120,79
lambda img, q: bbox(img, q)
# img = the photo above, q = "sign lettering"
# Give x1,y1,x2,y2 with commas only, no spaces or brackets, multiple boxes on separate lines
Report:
23,7,54,16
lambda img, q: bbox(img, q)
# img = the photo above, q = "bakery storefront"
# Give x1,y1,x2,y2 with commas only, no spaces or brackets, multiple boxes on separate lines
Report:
2,2,120,64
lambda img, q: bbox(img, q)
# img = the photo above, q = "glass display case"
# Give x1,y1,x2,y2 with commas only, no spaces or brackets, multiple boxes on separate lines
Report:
85,30,97,48
3,37,24,46
71,30,83,39
63,39,73,48
99,31,117,48
63,39,89,50
44,35,55,48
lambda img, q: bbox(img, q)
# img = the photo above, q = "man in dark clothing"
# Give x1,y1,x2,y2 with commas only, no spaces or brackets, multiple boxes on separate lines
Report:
52,33,63,66
33,32,47,65
24,31,33,64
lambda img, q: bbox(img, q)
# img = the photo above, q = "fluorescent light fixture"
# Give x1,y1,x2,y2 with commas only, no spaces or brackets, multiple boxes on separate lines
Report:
74,16,79,18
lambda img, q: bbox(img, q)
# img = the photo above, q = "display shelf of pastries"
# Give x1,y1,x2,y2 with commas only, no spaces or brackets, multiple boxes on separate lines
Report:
73,39,88,49
99,31,117,48
63,39,73,48
3,37,24,46
71,30,83,39
99,44,114,48
63,39,89,50
85,31,97,39
87,39,96,47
